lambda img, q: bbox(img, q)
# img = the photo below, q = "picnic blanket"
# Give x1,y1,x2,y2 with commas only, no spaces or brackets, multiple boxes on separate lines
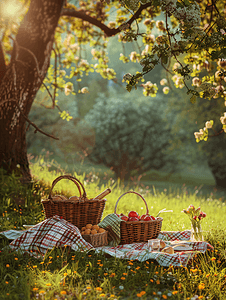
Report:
0,215,213,267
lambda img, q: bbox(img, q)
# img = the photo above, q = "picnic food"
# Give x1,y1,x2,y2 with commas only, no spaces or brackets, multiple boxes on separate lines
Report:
161,246,174,254
114,191,163,244
81,224,105,235
80,224,108,247
86,224,93,230
93,188,111,200
41,175,107,229
69,196,80,201
51,195,68,201
160,240,166,249
117,212,156,221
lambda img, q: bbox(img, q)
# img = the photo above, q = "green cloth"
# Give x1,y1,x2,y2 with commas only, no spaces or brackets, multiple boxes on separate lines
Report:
98,214,122,246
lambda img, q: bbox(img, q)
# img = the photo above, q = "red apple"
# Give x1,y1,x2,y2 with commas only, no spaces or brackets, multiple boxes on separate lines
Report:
143,215,156,221
128,211,139,218
128,216,139,221
140,214,148,220
120,215,129,221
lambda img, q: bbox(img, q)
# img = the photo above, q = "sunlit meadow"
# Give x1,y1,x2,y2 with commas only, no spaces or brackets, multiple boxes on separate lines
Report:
0,156,226,300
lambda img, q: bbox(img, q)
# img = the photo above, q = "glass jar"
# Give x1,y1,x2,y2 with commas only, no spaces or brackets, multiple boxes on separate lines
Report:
190,222,204,242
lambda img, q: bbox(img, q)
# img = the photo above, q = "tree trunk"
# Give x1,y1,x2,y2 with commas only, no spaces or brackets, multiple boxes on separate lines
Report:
208,158,226,189
206,131,226,190
0,0,65,183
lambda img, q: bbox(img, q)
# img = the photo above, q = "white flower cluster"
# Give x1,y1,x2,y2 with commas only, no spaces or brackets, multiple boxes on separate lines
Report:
141,44,152,56
141,81,158,97
156,20,165,31
194,121,213,142
213,85,225,99
192,77,202,87
108,21,116,29
220,113,226,131
123,73,133,82
143,19,155,28
130,51,140,62
79,59,89,68
120,0,140,11
64,82,74,96
160,0,201,27
163,86,169,94
172,74,184,89
81,87,89,94
160,78,168,86
218,59,226,69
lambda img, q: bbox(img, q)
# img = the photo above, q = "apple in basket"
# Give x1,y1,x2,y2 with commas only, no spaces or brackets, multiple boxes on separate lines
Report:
128,216,139,221
121,215,129,221
140,214,155,221
128,211,139,218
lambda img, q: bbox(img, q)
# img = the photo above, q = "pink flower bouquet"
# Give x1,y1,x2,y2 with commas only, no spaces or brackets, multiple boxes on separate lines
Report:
182,205,206,241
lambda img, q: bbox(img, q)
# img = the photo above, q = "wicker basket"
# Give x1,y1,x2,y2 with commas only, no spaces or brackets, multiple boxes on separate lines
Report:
82,231,108,247
41,175,106,229
114,191,163,245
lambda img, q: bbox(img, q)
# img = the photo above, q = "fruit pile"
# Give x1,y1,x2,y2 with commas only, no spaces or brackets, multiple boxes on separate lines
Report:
115,211,156,221
80,224,106,235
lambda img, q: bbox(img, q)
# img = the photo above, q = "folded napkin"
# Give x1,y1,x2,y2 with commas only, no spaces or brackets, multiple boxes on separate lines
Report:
98,213,122,246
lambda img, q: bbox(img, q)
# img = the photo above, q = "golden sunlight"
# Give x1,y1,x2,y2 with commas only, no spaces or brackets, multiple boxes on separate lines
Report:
0,0,23,19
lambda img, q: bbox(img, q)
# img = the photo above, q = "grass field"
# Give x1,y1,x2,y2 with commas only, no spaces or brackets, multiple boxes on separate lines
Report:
0,157,226,300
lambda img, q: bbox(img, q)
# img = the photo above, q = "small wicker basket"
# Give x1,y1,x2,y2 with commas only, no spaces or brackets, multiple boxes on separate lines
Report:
82,231,108,247
41,175,106,229
114,191,163,245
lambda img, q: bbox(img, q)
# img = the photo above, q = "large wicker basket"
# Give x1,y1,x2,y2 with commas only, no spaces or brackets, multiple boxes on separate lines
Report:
82,231,108,248
41,175,106,229
114,191,163,245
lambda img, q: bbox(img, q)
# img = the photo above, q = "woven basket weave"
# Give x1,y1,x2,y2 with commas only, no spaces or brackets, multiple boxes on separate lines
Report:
41,175,106,229
82,231,108,247
114,191,163,245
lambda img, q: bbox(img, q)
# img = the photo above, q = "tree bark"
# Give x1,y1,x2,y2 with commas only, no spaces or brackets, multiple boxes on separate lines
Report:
0,0,65,183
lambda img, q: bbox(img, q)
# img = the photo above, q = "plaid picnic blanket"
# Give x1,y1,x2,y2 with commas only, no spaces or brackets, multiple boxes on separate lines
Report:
1,215,93,259
96,237,212,267
0,215,213,267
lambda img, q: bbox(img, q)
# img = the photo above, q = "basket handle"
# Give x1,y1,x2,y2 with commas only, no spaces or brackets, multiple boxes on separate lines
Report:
114,191,149,215
48,175,87,200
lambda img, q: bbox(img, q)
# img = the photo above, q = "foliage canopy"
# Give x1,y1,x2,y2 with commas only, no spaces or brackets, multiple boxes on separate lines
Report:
1,0,226,183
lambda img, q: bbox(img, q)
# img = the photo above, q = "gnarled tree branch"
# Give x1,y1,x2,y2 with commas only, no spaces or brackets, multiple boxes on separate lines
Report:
0,98,59,140
61,2,153,37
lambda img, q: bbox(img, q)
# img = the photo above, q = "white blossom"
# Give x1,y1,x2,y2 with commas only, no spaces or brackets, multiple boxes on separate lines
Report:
81,87,89,94
205,121,212,129
160,79,168,86
163,86,169,94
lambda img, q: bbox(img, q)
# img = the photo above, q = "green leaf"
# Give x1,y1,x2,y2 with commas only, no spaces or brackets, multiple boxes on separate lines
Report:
161,55,168,65
190,95,196,103
126,84,133,92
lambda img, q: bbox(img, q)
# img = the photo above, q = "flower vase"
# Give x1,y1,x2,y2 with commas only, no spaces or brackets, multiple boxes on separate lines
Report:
190,222,204,242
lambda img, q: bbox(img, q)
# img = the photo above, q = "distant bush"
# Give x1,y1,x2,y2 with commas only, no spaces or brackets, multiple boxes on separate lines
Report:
78,92,178,180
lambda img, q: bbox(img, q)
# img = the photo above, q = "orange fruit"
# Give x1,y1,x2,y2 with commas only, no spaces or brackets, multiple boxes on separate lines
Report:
92,225,99,230
86,224,93,229
81,231,85,235
81,227,86,231
98,228,105,233
91,229,97,235
84,229,91,234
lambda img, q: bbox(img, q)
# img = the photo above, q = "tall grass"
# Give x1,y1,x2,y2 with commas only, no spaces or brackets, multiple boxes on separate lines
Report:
0,157,225,300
